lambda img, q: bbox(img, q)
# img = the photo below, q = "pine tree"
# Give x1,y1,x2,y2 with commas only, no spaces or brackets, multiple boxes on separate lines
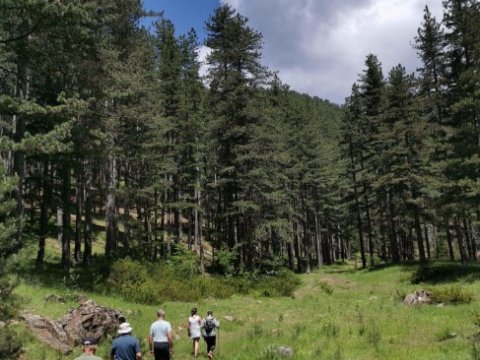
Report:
205,4,268,267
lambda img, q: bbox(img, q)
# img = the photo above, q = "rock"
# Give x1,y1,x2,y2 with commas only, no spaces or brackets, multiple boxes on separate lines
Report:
436,303,445,308
277,345,294,357
21,313,72,354
0,321,5,328
45,294,66,303
61,300,125,345
223,316,234,321
22,299,125,354
403,290,432,306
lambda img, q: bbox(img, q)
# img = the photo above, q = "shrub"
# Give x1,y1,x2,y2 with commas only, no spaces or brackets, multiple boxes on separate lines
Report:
0,326,22,360
430,285,473,304
109,258,300,304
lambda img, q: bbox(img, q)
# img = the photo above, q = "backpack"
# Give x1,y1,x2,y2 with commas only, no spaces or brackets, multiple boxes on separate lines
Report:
204,318,216,334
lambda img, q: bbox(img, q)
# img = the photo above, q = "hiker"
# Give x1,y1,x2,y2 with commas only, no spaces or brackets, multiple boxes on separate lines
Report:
187,307,202,358
110,322,142,360
149,309,174,360
75,336,102,360
201,310,220,359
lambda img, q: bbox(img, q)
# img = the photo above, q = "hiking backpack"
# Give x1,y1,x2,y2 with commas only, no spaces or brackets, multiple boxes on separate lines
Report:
204,318,215,334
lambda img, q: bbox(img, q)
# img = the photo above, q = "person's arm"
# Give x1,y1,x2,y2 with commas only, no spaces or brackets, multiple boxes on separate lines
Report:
135,339,142,360
187,319,191,337
110,343,116,360
148,335,153,355
149,324,154,355
168,329,174,354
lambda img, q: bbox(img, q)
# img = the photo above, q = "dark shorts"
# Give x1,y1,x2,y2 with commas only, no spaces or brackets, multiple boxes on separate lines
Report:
154,342,170,360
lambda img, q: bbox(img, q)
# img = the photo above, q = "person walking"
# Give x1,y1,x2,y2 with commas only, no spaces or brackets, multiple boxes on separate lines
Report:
75,336,102,360
110,322,142,360
148,309,174,360
201,310,220,359
187,307,202,358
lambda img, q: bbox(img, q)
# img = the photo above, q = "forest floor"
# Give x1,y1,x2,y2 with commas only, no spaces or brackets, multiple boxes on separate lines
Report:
12,241,480,360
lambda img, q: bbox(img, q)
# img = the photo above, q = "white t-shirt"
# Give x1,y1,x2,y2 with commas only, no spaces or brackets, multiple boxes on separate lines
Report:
150,319,171,343
189,315,201,338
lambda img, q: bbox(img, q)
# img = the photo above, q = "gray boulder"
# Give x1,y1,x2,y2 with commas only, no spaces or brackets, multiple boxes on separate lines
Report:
403,290,432,306
22,299,125,354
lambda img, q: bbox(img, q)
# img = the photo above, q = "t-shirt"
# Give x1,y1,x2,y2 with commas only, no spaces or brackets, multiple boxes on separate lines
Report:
150,319,172,343
74,354,103,360
111,334,141,360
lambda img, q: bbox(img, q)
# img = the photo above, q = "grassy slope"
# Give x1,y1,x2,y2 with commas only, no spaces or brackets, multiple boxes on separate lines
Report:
13,242,479,360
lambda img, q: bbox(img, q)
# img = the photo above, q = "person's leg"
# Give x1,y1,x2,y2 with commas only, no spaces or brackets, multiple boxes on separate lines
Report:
205,336,216,358
194,337,200,357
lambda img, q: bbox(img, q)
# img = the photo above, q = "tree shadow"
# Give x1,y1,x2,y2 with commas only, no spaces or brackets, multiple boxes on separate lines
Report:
409,261,480,284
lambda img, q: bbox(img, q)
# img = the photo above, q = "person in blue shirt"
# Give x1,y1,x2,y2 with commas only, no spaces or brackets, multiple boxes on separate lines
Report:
110,322,142,360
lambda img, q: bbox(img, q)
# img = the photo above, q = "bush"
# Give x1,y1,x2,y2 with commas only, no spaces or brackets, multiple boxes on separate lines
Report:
430,285,473,304
108,258,300,304
255,269,300,297
0,326,22,360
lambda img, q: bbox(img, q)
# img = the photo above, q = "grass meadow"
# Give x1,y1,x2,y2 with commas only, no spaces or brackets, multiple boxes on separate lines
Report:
11,241,480,360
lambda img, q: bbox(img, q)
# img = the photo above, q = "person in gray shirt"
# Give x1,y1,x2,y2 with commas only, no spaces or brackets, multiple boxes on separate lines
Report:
201,310,220,359
148,309,174,360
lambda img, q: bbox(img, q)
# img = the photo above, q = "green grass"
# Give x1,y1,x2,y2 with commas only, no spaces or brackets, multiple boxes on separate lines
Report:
12,241,480,360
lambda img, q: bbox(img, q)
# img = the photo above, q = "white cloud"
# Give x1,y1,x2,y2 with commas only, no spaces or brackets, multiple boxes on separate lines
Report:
197,45,211,79
221,0,444,103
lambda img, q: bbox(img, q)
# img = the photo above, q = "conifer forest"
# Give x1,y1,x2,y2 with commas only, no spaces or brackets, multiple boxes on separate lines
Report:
2,0,480,275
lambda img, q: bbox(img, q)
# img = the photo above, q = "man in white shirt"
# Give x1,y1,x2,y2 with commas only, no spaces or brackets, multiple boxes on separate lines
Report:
148,309,174,360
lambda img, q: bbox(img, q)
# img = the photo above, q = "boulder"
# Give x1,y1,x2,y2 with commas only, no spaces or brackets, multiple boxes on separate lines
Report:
223,315,234,321
60,299,125,345
403,290,432,306
22,299,125,354
21,314,72,354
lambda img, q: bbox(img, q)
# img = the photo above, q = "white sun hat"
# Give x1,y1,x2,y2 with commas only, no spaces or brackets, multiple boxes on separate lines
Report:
118,322,133,334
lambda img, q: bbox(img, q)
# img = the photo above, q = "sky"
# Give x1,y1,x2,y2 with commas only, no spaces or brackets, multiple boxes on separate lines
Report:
142,0,444,104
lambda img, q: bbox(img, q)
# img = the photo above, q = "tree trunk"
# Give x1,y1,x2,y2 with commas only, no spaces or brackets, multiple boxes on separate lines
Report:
445,219,455,261
414,207,426,262
387,189,400,262
454,217,466,264
468,218,478,261
105,154,118,257
314,211,323,268
36,162,50,269
74,163,84,263
423,223,431,260
61,163,71,270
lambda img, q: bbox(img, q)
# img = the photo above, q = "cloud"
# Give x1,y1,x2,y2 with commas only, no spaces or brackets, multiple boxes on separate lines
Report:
221,0,444,103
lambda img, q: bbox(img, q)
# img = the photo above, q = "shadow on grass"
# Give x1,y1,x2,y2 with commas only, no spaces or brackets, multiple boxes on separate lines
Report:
409,261,480,284
17,253,114,293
